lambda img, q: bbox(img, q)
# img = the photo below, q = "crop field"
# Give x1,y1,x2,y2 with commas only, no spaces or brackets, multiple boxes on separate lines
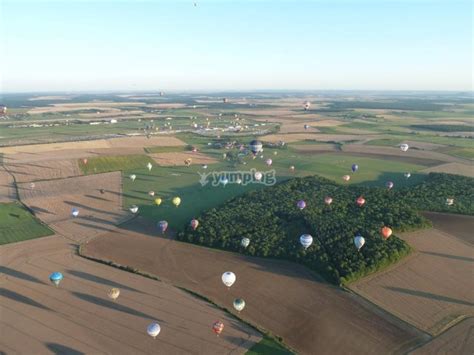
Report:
0,202,54,245
79,155,155,175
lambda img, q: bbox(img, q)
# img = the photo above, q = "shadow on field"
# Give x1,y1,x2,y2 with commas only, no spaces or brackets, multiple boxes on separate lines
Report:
45,343,84,355
419,251,474,262
63,200,123,217
385,287,474,306
66,270,143,294
0,266,46,285
0,288,52,311
71,291,159,320
29,206,54,214
75,222,116,233
84,194,111,202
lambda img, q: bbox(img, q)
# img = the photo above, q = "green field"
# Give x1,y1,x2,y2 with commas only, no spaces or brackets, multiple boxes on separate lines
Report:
0,203,54,245
246,335,293,355
79,155,155,175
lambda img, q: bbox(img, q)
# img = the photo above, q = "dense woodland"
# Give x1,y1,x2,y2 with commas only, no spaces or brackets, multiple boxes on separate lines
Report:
178,173,473,285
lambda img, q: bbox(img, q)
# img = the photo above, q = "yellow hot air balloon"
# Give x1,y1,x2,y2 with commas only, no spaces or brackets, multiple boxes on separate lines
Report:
172,197,181,207
154,198,162,206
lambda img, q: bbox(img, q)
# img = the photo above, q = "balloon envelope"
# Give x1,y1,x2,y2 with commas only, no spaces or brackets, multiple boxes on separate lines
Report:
354,235,365,251
130,174,136,181
212,321,224,335
220,177,229,186
254,172,263,181
108,288,120,300
71,208,79,217
241,237,250,248
154,198,162,206
324,196,333,205
404,172,411,178
172,197,181,207
446,198,454,206
221,272,236,288
158,220,168,233
249,140,263,154
300,234,313,249
49,272,63,286
356,196,366,207
400,144,409,152
342,175,351,182
386,181,394,189
381,227,392,240
297,200,306,210
190,219,199,230
147,162,153,171
352,164,359,172
233,298,246,312
129,205,139,214
148,191,155,196
265,158,272,166
147,323,161,338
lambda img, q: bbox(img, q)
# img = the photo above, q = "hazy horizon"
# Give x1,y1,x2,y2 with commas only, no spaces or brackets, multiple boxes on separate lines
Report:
1,0,472,92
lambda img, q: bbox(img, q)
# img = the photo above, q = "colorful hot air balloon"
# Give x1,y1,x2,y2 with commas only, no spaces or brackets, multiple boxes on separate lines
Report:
404,172,411,179
130,174,136,181
381,226,392,240
172,197,181,207
297,200,306,210
324,196,333,205
241,237,250,248
254,172,263,181
265,158,272,166
49,272,63,287
71,208,79,218
190,219,199,230
300,234,313,249
303,101,311,110
249,140,263,155
351,164,359,172
158,220,168,233
129,205,139,214
233,298,246,312
154,197,162,206
147,323,161,339
148,191,155,197
400,143,409,152
446,198,454,206
107,288,120,300
184,158,192,166
147,162,153,171
212,321,224,336
356,196,366,207
354,234,365,251
304,124,309,130
386,181,394,190
342,175,351,182
221,272,236,288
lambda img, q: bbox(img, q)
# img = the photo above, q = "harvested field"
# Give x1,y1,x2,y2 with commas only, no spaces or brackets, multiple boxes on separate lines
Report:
290,144,339,153
17,172,127,242
27,102,145,114
0,166,16,202
150,152,218,166
278,123,320,133
410,317,474,355
350,228,474,335
423,212,474,245
421,162,474,178
148,103,188,109
6,159,82,183
0,236,260,354
82,221,428,355
404,141,447,151
261,133,366,143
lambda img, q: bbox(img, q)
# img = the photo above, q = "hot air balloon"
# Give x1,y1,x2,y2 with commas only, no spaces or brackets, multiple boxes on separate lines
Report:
154,197,162,206
148,191,155,197
49,272,63,287
300,234,313,249
184,158,192,166
172,197,181,207
254,172,263,181
356,196,366,207
236,177,242,185
202,164,208,169
147,323,161,339
241,237,250,248
324,196,333,205
304,124,309,130
29,182,35,189
303,101,311,110
352,164,359,172
265,158,272,166
107,288,120,300
99,188,105,194
404,172,411,179
129,205,139,214
386,181,394,190
220,176,229,187
71,208,79,218
381,226,392,240
147,162,153,171
158,220,168,233
82,158,88,165
249,140,263,155
212,321,224,336
354,234,365,251
400,143,409,152
273,151,278,156
190,219,199,230
130,174,136,181
221,272,236,288
289,165,295,172
233,298,246,312
297,200,306,210
223,98,228,103
446,198,454,206
342,175,351,182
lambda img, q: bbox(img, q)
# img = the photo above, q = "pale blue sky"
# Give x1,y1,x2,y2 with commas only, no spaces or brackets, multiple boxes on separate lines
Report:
1,0,472,92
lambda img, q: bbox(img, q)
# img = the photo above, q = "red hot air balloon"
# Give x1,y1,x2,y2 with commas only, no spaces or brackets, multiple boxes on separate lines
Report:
190,219,199,230
356,196,366,207
381,226,392,240
212,321,224,336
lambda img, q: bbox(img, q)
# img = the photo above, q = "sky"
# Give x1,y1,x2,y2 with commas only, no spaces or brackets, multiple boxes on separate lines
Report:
0,0,472,92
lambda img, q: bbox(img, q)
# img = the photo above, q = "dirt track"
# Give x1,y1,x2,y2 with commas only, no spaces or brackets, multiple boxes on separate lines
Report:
82,220,428,355
350,227,474,335
0,236,260,354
